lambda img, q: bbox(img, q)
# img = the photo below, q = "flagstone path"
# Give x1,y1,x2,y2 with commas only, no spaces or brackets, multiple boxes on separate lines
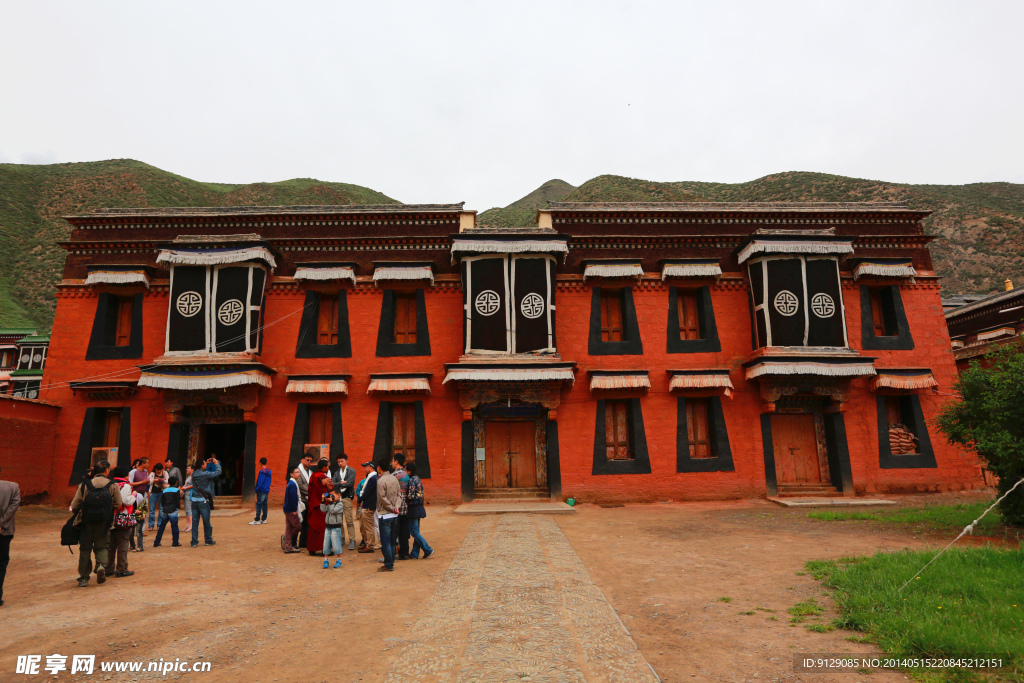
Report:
384,513,659,683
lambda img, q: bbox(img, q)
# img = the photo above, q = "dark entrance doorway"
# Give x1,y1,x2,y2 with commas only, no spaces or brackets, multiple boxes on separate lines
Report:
484,421,537,488
203,423,247,496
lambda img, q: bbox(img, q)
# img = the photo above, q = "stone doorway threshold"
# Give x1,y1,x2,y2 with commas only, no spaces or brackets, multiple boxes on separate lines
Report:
768,496,897,508
454,500,577,515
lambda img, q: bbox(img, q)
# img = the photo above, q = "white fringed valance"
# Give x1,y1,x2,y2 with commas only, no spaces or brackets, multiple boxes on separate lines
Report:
373,266,434,285
871,372,937,392
285,378,349,394
669,372,735,398
85,270,150,288
138,370,272,391
367,377,431,395
853,262,917,280
976,327,1016,342
738,240,854,264
443,367,575,385
451,239,568,255
157,247,277,269
584,264,644,279
589,374,650,391
293,266,356,285
661,264,722,279
746,362,875,380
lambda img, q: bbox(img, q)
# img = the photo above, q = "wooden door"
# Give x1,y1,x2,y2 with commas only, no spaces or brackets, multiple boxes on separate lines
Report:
483,421,538,488
771,414,822,484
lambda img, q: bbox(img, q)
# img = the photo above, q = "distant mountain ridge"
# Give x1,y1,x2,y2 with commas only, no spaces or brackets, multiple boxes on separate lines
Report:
1,161,1021,331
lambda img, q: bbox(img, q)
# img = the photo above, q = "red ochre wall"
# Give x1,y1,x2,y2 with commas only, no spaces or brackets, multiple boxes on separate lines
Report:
41,277,983,507
0,395,60,498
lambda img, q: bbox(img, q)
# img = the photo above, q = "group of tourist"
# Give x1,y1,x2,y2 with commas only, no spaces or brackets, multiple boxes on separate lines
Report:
275,451,432,571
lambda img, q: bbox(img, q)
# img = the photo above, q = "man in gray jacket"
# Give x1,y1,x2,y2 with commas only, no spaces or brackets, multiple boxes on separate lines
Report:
189,457,222,547
70,460,122,587
331,454,357,550
0,467,20,606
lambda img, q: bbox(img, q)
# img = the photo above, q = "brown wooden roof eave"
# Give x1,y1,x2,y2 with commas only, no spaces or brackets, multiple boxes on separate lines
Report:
63,203,471,226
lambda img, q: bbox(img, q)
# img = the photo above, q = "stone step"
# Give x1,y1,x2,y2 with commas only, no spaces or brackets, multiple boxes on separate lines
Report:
473,488,551,500
213,495,245,509
777,485,840,498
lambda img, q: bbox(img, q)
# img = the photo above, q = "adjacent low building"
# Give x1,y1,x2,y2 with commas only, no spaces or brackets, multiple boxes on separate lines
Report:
945,280,1024,372
38,201,983,504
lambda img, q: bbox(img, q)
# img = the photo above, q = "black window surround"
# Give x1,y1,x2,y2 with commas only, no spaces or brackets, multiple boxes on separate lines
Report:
86,293,144,360
877,394,936,469
591,398,651,475
69,406,131,485
376,288,431,357
372,400,431,478
667,286,721,353
860,285,914,350
287,402,346,474
295,290,352,358
588,287,644,356
676,396,734,472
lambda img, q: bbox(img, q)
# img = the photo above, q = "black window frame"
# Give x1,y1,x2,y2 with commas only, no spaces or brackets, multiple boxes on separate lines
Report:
372,400,431,478
86,292,144,360
69,406,132,485
860,285,914,350
376,288,431,357
588,286,643,355
591,398,651,475
876,394,936,469
667,286,721,353
295,290,352,359
675,396,734,472
287,402,345,474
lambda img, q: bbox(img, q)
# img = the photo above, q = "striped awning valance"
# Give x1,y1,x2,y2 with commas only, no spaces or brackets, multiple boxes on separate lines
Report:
285,377,349,394
138,366,273,391
85,269,150,288
372,266,434,285
745,359,875,380
976,327,1016,342
157,246,276,269
871,370,937,392
661,261,722,279
451,239,568,256
589,372,650,391
293,266,356,285
738,239,854,264
367,375,431,395
669,370,735,398
584,263,643,279
853,259,917,280
443,366,575,385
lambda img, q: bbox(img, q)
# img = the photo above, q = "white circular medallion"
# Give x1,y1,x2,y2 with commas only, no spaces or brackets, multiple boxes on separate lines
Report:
773,290,800,316
176,291,203,318
33,354,42,363
20,354,30,364
520,293,545,319
217,299,245,326
28,389,38,399
475,290,501,316
811,293,836,318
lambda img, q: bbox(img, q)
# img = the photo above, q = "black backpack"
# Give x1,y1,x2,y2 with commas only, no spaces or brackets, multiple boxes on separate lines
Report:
81,477,113,525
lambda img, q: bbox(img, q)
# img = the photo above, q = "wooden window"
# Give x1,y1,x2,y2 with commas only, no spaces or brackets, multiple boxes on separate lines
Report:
391,403,417,464
393,292,417,344
685,398,712,458
114,297,133,347
600,290,624,342
307,404,333,445
317,294,339,346
101,409,122,448
677,290,701,340
884,396,919,455
605,399,632,460
868,288,897,337
0,350,11,368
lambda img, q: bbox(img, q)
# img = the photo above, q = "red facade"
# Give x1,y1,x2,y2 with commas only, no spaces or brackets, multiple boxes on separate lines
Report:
37,202,983,505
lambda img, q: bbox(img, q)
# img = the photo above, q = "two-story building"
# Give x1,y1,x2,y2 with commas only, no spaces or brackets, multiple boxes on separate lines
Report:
39,201,982,504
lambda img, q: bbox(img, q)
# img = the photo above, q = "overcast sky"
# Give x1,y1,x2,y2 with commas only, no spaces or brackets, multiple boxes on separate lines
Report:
2,1,1022,210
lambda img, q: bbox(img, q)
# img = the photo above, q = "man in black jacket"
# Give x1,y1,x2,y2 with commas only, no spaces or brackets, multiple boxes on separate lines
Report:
356,461,378,553
331,454,357,550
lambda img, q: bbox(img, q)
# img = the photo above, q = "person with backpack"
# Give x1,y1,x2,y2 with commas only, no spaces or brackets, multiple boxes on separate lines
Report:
104,467,137,578
69,460,122,588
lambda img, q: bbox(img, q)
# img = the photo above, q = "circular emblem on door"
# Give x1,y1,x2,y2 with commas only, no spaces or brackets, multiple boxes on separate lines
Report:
773,290,800,316
33,354,42,363
20,354,29,364
217,299,245,325
475,290,501,316
810,293,836,318
520,293,545,319
176,291,203,318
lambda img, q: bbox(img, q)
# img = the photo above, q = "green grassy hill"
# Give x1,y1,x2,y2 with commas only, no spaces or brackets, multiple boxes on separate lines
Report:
0,159,398,329
480,172,1024,296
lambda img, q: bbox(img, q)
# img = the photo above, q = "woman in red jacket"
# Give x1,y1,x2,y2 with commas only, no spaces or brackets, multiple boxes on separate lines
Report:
305,460,332,556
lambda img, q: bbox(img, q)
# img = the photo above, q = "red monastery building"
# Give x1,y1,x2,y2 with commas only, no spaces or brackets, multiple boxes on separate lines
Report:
37,201,983,505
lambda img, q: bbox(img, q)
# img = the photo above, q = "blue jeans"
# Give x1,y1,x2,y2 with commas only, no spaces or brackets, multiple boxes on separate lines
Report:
409,518,432,558
323,527,343,556
135,519,145,550
254,491,268,522
378,516,398,569
155,512,179,546
191,499,213,545
148,493,161,528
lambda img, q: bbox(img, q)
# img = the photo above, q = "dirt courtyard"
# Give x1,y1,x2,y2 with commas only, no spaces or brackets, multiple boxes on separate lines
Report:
0,493,995,682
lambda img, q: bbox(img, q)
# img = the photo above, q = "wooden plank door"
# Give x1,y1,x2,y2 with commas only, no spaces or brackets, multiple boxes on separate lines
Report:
508,421,537,488
484,422,512,488
771,414,822,484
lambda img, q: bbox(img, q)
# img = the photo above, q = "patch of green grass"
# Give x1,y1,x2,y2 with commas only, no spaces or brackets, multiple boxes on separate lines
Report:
739,610,755,615
788,598,825,617
806,623,834,633
717,596,732,603
846,635,873,644
768,616,779,621
808,547,1024,679
755,607,776,613
795,571,807,576
806,502,1004,533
